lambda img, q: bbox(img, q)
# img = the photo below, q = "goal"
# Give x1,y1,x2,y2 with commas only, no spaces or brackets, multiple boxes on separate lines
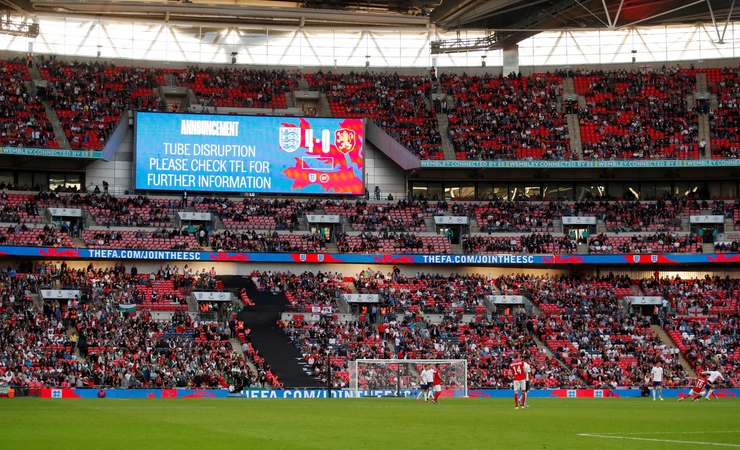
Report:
347,359,468,398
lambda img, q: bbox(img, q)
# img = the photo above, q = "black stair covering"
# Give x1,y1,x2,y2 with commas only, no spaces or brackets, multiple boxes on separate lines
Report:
222,275,320,389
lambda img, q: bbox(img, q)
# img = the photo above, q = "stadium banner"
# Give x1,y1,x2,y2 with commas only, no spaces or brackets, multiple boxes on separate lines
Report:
487,295,525,304
179,212,212,221
40,289,81,300
38,388,740,399
343,294,380,303
2,246,740,265
48,208,83,217
0,147,102,158
193,291,232,302
562,216,597,225
627,296,664,305
134,112,364,195
305,214,341,223
689,215,724,223
41,388,227,399
434,216,469,225
420,159,740,169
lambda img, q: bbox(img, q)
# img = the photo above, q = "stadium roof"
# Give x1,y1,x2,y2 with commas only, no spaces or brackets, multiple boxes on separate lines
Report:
6,0,740,47
8,0,740,31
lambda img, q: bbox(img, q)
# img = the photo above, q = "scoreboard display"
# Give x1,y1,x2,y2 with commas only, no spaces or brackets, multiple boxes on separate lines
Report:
134,112,365,195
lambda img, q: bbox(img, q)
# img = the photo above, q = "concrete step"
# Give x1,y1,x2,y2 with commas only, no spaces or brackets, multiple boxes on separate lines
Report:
566,113,582,158
298,77,309,91
562,76,575,95
42,100,72,150
318,93,332,117
71,237,86,248
345,281,358,294
436,112,456,160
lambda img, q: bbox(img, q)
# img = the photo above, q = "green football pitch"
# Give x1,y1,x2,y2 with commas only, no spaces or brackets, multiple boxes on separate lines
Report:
1,398,739,450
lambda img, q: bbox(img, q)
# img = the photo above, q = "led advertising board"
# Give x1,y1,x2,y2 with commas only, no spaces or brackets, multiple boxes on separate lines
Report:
135,112,364,194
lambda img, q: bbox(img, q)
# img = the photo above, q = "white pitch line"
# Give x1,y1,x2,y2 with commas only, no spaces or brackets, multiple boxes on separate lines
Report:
578,433,740,447
593,431,740,436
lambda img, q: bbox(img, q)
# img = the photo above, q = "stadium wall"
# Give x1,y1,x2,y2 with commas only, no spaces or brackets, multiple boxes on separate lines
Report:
85,126,134,194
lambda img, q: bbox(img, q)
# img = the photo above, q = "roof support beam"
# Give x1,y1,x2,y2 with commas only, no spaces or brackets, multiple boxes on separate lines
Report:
601,0,612,28
618,0,705,29
574,0,610,29
612,0,626,28
707,0,735,44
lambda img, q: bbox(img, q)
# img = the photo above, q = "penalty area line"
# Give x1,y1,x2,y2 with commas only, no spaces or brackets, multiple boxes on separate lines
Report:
578,434,740,447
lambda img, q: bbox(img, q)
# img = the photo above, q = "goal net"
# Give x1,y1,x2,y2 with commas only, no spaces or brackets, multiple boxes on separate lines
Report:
347,359,467,398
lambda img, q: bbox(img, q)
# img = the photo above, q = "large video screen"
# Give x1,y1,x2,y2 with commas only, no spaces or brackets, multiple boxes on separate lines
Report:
134,112,364,195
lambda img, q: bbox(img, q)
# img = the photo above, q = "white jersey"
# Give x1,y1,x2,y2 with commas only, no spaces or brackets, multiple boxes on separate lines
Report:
703,370,724,383
419,369,430,385
651,366,663,382
423,368,435,384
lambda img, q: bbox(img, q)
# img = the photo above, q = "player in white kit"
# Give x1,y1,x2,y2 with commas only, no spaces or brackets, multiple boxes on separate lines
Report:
651,363,664,401
701,369,725,400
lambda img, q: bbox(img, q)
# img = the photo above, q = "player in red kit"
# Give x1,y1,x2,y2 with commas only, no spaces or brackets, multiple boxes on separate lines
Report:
678,377,709,402
509,353,531,410
431,366,442,404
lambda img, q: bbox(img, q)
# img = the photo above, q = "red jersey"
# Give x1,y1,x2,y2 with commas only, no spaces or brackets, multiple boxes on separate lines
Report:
509,360,528,381
692,377,708,393
433,369,441,386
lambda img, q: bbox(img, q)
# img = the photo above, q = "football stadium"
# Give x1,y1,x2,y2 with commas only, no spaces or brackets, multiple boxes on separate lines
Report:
0,0,740,448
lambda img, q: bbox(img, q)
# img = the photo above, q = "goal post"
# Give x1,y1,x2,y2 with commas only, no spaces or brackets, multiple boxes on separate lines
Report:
347,359,468,398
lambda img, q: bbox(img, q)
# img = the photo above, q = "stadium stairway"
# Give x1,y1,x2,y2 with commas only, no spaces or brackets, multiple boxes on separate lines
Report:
224,275,319,388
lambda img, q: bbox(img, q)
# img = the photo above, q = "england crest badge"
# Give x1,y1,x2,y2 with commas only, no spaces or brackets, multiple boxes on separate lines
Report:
279,127,301,153
308,173,317,183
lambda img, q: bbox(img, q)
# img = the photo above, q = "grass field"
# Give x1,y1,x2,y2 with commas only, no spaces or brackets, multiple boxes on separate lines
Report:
1,398,739,450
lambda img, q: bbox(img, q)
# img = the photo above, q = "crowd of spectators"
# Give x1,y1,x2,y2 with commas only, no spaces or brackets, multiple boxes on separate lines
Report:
441,72,570,161
280,317,389,388
210,230,326,253
0,262,284,390
353,269,494,315
574,67,699,160
663,316,739,386
336,232,449,254
462,233,577,254
54,193,179,228
639,275,740,315
307,71,443,159
39,59,162,149
251,270,349,312
0,59,54,148
474,201,561,233
588,232,703,254
176,67,299,109
193,197,313,231
324,199,428,233
82,229,200,251
0,224,74,247
705,67,740,159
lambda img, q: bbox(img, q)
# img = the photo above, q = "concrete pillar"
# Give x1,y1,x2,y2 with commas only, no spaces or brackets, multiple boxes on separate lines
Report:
503,45,519,76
